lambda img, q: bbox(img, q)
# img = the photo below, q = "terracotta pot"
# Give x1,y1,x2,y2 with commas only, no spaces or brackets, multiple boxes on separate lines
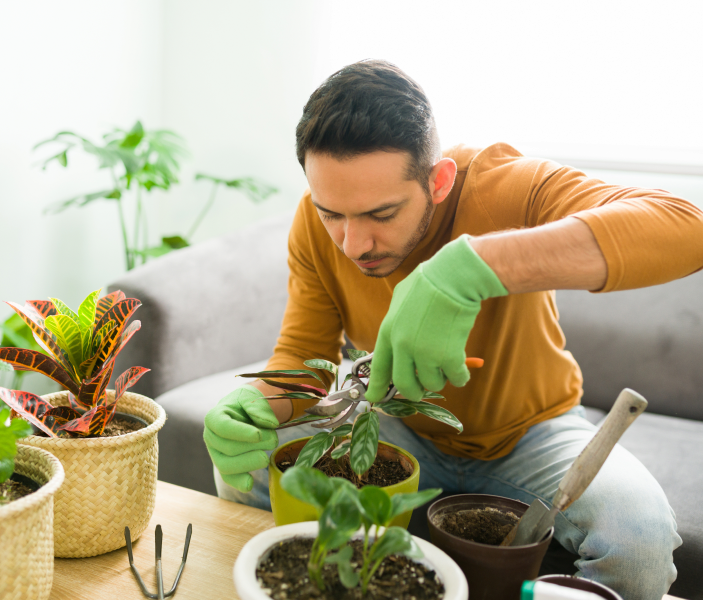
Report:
269,437,419,528
427,494,554,600
536,575,624,600
233,521,469,600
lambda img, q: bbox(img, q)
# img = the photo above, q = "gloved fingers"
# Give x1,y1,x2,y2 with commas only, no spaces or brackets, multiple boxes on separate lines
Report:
204,405,262,443
442,359,471,388
204,427,278,456
416,363,447,393
220,472,254,493
241,396,280,429
208,447,270,475
392,353,425,401
365,332,394,403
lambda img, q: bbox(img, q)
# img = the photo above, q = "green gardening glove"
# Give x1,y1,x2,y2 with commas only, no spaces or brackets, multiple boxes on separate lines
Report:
366,234,508,402
203,385,279,492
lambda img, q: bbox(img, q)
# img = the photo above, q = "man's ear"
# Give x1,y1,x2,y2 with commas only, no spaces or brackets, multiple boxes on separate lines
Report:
429,158,458,206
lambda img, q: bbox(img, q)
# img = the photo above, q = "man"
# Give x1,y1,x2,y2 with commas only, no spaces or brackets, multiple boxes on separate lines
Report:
204,60,703,599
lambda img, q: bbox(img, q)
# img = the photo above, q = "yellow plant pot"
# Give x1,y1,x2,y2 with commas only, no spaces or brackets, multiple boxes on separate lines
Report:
269,437,420,528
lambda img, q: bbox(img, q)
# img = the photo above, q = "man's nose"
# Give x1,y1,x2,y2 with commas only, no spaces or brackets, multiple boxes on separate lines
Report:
343,219,373,259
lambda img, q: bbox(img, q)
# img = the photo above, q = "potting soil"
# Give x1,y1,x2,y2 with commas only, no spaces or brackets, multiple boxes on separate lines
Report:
0,478,36,505
256,537,445,600
102,416,145,437
278,452,411,488
433,507,519,545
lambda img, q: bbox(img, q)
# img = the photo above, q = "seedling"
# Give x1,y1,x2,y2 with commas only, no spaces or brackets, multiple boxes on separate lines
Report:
281,465,442,594
240,349,462,477
0,407,32,488
0,290,149,437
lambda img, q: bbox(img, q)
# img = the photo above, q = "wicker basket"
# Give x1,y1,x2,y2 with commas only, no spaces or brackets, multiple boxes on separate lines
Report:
0,445,64,600
20,390,166,558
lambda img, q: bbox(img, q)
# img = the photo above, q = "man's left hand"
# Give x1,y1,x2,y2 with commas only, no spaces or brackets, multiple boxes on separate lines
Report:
365,234,508,402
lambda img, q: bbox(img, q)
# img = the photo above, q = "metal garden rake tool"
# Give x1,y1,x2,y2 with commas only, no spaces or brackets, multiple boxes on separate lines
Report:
125,524,192,599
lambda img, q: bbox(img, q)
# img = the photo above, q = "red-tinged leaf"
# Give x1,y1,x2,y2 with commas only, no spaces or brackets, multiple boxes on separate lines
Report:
0,347,79,394
5,301,75,377
0,388,57,437
92,312,141,374
44,406,83,421
263,392,320,400
25,300,57,320
113,366,150,404
237,369,325,384
95,291,126,320
67,391,90,411
58,407,98,434
78,361,114,408
260,379,326,396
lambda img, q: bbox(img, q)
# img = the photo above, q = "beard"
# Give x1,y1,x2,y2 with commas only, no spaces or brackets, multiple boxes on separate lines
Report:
354,196,435,278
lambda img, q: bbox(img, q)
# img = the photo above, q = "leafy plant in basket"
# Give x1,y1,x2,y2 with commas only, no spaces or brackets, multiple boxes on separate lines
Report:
0,289,149,438
0,407,33,501
239,349,463,478
280,465,442,594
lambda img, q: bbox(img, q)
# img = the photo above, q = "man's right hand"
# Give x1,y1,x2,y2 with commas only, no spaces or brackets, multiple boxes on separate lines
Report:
203,384,279,492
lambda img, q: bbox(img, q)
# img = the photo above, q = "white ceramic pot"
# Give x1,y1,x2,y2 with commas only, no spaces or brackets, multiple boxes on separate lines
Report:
234,521,469,600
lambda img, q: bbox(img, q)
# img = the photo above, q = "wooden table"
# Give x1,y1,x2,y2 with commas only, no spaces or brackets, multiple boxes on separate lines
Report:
49,481,683,600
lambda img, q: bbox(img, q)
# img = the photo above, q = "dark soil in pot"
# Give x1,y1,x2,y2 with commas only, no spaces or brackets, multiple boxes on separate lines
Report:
432,506,520,545
0,472,41,505
257,537,444,600
30,412,148,438
277,441,412,488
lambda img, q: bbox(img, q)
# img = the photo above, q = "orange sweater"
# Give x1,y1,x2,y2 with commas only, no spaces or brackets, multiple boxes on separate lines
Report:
266,143,703,460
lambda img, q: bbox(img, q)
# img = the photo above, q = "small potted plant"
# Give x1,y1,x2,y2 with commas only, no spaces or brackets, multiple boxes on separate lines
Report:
240,349,464,527
0,289,166,557
233,466,469,600
0,405,64,600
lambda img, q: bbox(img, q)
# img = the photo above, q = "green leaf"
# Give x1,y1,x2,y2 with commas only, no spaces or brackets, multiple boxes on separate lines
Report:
280,466,333,512
276,413,329,429
48,298,79,325
370,527,423,563
331,424,352,438
43,189,123,215
376,399,418,418
350,411,379,476
390,488,443,521
359,486,393,527
263,392,320,400
236,369,325,385
422,391,445,400
295,432,334,468
324,545,360,589
413,401,463,432
0,457,13,484
162,235,189,249
120,121,145,149
317,487,362,551
195,174,277,203
44,314,83,367
1,314,41,351
303,359,338,377
346,349,369,362
331,440,351,459
78,289,101,359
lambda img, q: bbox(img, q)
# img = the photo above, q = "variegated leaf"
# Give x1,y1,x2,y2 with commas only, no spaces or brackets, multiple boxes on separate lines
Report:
58,405,108,436
67,391,90,411
80,320,116,379
0,388,57,437
350,410,380,476
5,301,75,377
260,379,326,396
45,314,84,368
237,369,325,385
296,431,334,468
25,300,57,320
91,300,141,371
49,297,80,325
94,290,126,320
78,289,101,358
113,366,150,404
0,348,79,394
44,406,83,422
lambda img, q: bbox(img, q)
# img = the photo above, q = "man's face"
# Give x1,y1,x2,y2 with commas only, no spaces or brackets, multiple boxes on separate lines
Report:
305,150,442,278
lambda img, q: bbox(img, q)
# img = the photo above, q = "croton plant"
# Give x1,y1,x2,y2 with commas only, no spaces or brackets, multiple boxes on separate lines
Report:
240,349,463,477
0,290,148,438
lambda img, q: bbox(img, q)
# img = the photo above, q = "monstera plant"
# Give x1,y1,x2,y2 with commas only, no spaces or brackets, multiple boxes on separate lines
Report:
241,349,464,477
0,289,148,437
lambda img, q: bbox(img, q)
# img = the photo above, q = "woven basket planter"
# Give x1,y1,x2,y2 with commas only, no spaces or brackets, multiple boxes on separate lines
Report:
20,390,166,558
0,445,64,600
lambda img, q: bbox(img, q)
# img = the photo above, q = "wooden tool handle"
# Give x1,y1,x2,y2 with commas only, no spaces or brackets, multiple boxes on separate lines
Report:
554,388,647,511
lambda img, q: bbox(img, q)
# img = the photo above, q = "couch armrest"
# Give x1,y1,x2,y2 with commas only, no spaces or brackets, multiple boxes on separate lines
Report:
108,211,294,399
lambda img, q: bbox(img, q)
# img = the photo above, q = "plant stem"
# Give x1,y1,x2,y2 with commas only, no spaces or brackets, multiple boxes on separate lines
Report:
116,197,132,270
133,187,143,265
187,182,219,240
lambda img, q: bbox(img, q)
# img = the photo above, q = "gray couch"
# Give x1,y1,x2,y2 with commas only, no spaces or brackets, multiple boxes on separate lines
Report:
110,212,703,599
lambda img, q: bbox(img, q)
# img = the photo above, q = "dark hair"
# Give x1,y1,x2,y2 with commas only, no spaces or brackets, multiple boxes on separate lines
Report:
295,60,440,193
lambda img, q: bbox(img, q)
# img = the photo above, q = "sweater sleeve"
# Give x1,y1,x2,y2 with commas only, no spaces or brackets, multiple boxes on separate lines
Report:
265,194,345,419
471,143,703,292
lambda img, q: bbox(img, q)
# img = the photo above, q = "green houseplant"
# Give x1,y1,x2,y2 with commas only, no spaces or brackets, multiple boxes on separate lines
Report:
36,121,277,270
233,465,469,600
241,350,463,528
0,289,166,557
0,407,65,600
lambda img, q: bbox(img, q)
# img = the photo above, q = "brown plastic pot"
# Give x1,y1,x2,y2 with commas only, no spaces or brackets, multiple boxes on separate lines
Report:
536,575,624,600
427,494,554,600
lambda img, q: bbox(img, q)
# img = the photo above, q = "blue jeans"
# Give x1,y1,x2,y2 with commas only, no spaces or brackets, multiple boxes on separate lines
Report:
215,405,681,600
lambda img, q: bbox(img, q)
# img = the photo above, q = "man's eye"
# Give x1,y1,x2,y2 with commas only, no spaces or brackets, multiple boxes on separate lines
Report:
370,212,396,223
320,212,342,222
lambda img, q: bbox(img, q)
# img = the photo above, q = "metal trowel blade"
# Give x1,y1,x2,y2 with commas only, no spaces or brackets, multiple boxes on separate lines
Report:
501,498,550,547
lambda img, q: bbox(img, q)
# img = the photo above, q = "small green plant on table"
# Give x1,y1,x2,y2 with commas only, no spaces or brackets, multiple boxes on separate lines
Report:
280,465,442,594
0,406,33,504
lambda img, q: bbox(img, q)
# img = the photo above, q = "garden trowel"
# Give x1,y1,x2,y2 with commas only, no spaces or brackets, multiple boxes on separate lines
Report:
501,388,648,547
